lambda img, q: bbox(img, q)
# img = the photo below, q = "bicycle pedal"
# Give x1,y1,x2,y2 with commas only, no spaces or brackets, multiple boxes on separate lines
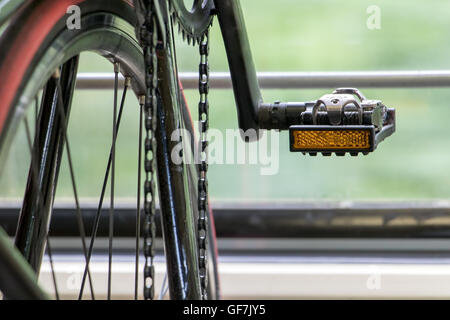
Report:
288,88,396,156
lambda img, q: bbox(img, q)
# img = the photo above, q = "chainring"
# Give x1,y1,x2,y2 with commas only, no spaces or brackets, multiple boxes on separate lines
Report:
169,0,214,44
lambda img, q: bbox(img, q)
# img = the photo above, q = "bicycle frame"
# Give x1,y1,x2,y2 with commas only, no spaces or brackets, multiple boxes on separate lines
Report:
154,2,202,299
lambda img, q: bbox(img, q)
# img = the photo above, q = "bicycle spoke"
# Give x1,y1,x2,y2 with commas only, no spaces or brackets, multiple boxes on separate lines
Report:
108,63,120,300
46,235,59,300
78,70,130,300
53,69,96,300
61,126,96,299
135,96,145,300
23,116,33,154
35,95,39,128
159,272,168,300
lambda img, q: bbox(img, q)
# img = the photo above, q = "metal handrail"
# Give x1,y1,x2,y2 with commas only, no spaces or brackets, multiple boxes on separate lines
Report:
76,71,450,90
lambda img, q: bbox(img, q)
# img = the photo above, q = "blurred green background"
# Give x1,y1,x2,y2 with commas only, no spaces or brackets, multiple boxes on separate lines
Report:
2,0,450,203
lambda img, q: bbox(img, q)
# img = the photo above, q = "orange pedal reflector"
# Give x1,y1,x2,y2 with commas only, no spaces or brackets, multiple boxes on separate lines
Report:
289,125,375,153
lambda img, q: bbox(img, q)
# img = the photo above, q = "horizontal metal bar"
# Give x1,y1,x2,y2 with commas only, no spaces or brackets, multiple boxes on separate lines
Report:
2,201,450,238
76,71,450,90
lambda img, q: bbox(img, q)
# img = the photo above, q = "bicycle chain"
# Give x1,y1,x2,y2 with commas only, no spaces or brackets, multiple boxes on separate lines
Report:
198,31,210,300
137,0,158,300
137,1,211,300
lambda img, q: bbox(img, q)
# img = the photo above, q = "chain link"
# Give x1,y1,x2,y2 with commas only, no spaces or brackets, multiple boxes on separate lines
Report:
137,0,158,300
198,31,210,300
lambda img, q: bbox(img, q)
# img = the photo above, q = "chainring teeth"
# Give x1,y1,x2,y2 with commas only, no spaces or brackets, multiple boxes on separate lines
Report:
169,0,214,45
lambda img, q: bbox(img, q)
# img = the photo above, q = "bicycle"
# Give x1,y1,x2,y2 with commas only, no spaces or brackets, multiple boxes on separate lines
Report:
0,0,395,300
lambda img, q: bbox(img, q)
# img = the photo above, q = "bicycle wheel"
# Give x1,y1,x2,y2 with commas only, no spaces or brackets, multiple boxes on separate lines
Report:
0,0,219,300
